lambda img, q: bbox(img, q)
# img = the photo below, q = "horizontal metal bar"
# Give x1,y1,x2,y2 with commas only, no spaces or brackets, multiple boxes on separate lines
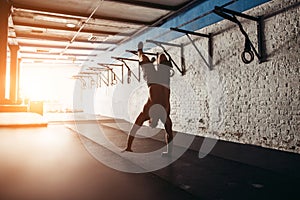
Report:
95,65,113,70
79,72,99,75
170,27,210,38
214,6,259,21
148,40,185,75
98,63,123,67
89,67,108,71
111,56,139,62
72,75,91,78
126,50,157,56
105,0,178,11
146,40,181,47
125,50,138,56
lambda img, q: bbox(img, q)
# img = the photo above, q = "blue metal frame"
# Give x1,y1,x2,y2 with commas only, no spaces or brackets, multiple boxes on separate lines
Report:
101,0,271,63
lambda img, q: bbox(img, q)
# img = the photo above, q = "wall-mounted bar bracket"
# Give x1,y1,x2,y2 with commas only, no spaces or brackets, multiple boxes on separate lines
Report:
111,56,140,83
79,72,99,88
170,27,213,70
83,70,109,87
88,67,107,88
97,63,124,85
72,75,88,89
146,39,186,75
99,70,110,87
213,6,266,64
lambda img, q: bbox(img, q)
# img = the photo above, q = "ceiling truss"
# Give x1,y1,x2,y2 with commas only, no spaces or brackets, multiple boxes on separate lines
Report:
9,0,197,65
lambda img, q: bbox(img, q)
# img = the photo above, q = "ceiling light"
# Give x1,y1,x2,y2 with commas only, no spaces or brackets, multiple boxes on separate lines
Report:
66,23,76,28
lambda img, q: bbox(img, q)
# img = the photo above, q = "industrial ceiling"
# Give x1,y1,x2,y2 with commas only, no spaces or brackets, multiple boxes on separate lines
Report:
8,0,201,66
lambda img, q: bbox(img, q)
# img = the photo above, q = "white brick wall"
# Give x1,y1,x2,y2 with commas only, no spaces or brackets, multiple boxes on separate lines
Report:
86,0,300,153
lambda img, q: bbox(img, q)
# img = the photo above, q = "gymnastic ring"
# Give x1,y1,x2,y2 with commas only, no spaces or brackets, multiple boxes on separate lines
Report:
241,49,254,64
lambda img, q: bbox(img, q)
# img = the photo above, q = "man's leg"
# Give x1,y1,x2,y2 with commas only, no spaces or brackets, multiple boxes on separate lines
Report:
123,111,150,152
162,115,173,156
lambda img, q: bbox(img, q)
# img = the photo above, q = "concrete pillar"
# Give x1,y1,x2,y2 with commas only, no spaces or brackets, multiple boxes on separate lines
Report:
0,0,11,104
9,45,19,104
17,58,21,102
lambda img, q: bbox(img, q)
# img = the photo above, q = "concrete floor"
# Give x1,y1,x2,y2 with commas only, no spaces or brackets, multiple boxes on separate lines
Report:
0,116,299,200
0,112,47,127
0,125,196,200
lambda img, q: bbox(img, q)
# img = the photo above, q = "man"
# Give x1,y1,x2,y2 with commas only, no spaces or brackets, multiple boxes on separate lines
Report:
122,42,173,156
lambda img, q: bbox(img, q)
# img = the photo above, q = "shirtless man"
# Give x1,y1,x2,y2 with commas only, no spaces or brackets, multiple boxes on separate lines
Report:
122,42,173,156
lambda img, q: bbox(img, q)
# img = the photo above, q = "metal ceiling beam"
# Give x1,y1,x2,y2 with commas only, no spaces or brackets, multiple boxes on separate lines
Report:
93,15,151,25
104,0,178,11
21,57,89,61
151,0,206,27
19,51,98,57
117,0,204,44
13,6,152,25
13,33,120,44
17,42,109,51
14,21,132,37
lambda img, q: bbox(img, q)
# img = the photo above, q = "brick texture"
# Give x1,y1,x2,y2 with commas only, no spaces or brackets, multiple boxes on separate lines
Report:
88,0,300,153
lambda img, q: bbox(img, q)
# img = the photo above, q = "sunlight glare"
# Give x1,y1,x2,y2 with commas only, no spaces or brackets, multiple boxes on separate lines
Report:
20,63,80,109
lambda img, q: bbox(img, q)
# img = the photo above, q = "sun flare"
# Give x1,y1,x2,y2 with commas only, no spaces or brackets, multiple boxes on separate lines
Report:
20,64,80,107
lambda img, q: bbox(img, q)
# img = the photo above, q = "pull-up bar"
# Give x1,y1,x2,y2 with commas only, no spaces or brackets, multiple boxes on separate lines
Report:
111,56,139,62
97,64,124,85
97,63,123,67
170,28,210,38
72,75,90,78
78,72,98,88
72,75,88,89
112,56,140,83
82,69,110,87
126,50,157,56
146,40,186,75
170,27,213,70
146,40,182,48
89,67,108,71
79,71,99,75
169,2,266,66
216,6,259,21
